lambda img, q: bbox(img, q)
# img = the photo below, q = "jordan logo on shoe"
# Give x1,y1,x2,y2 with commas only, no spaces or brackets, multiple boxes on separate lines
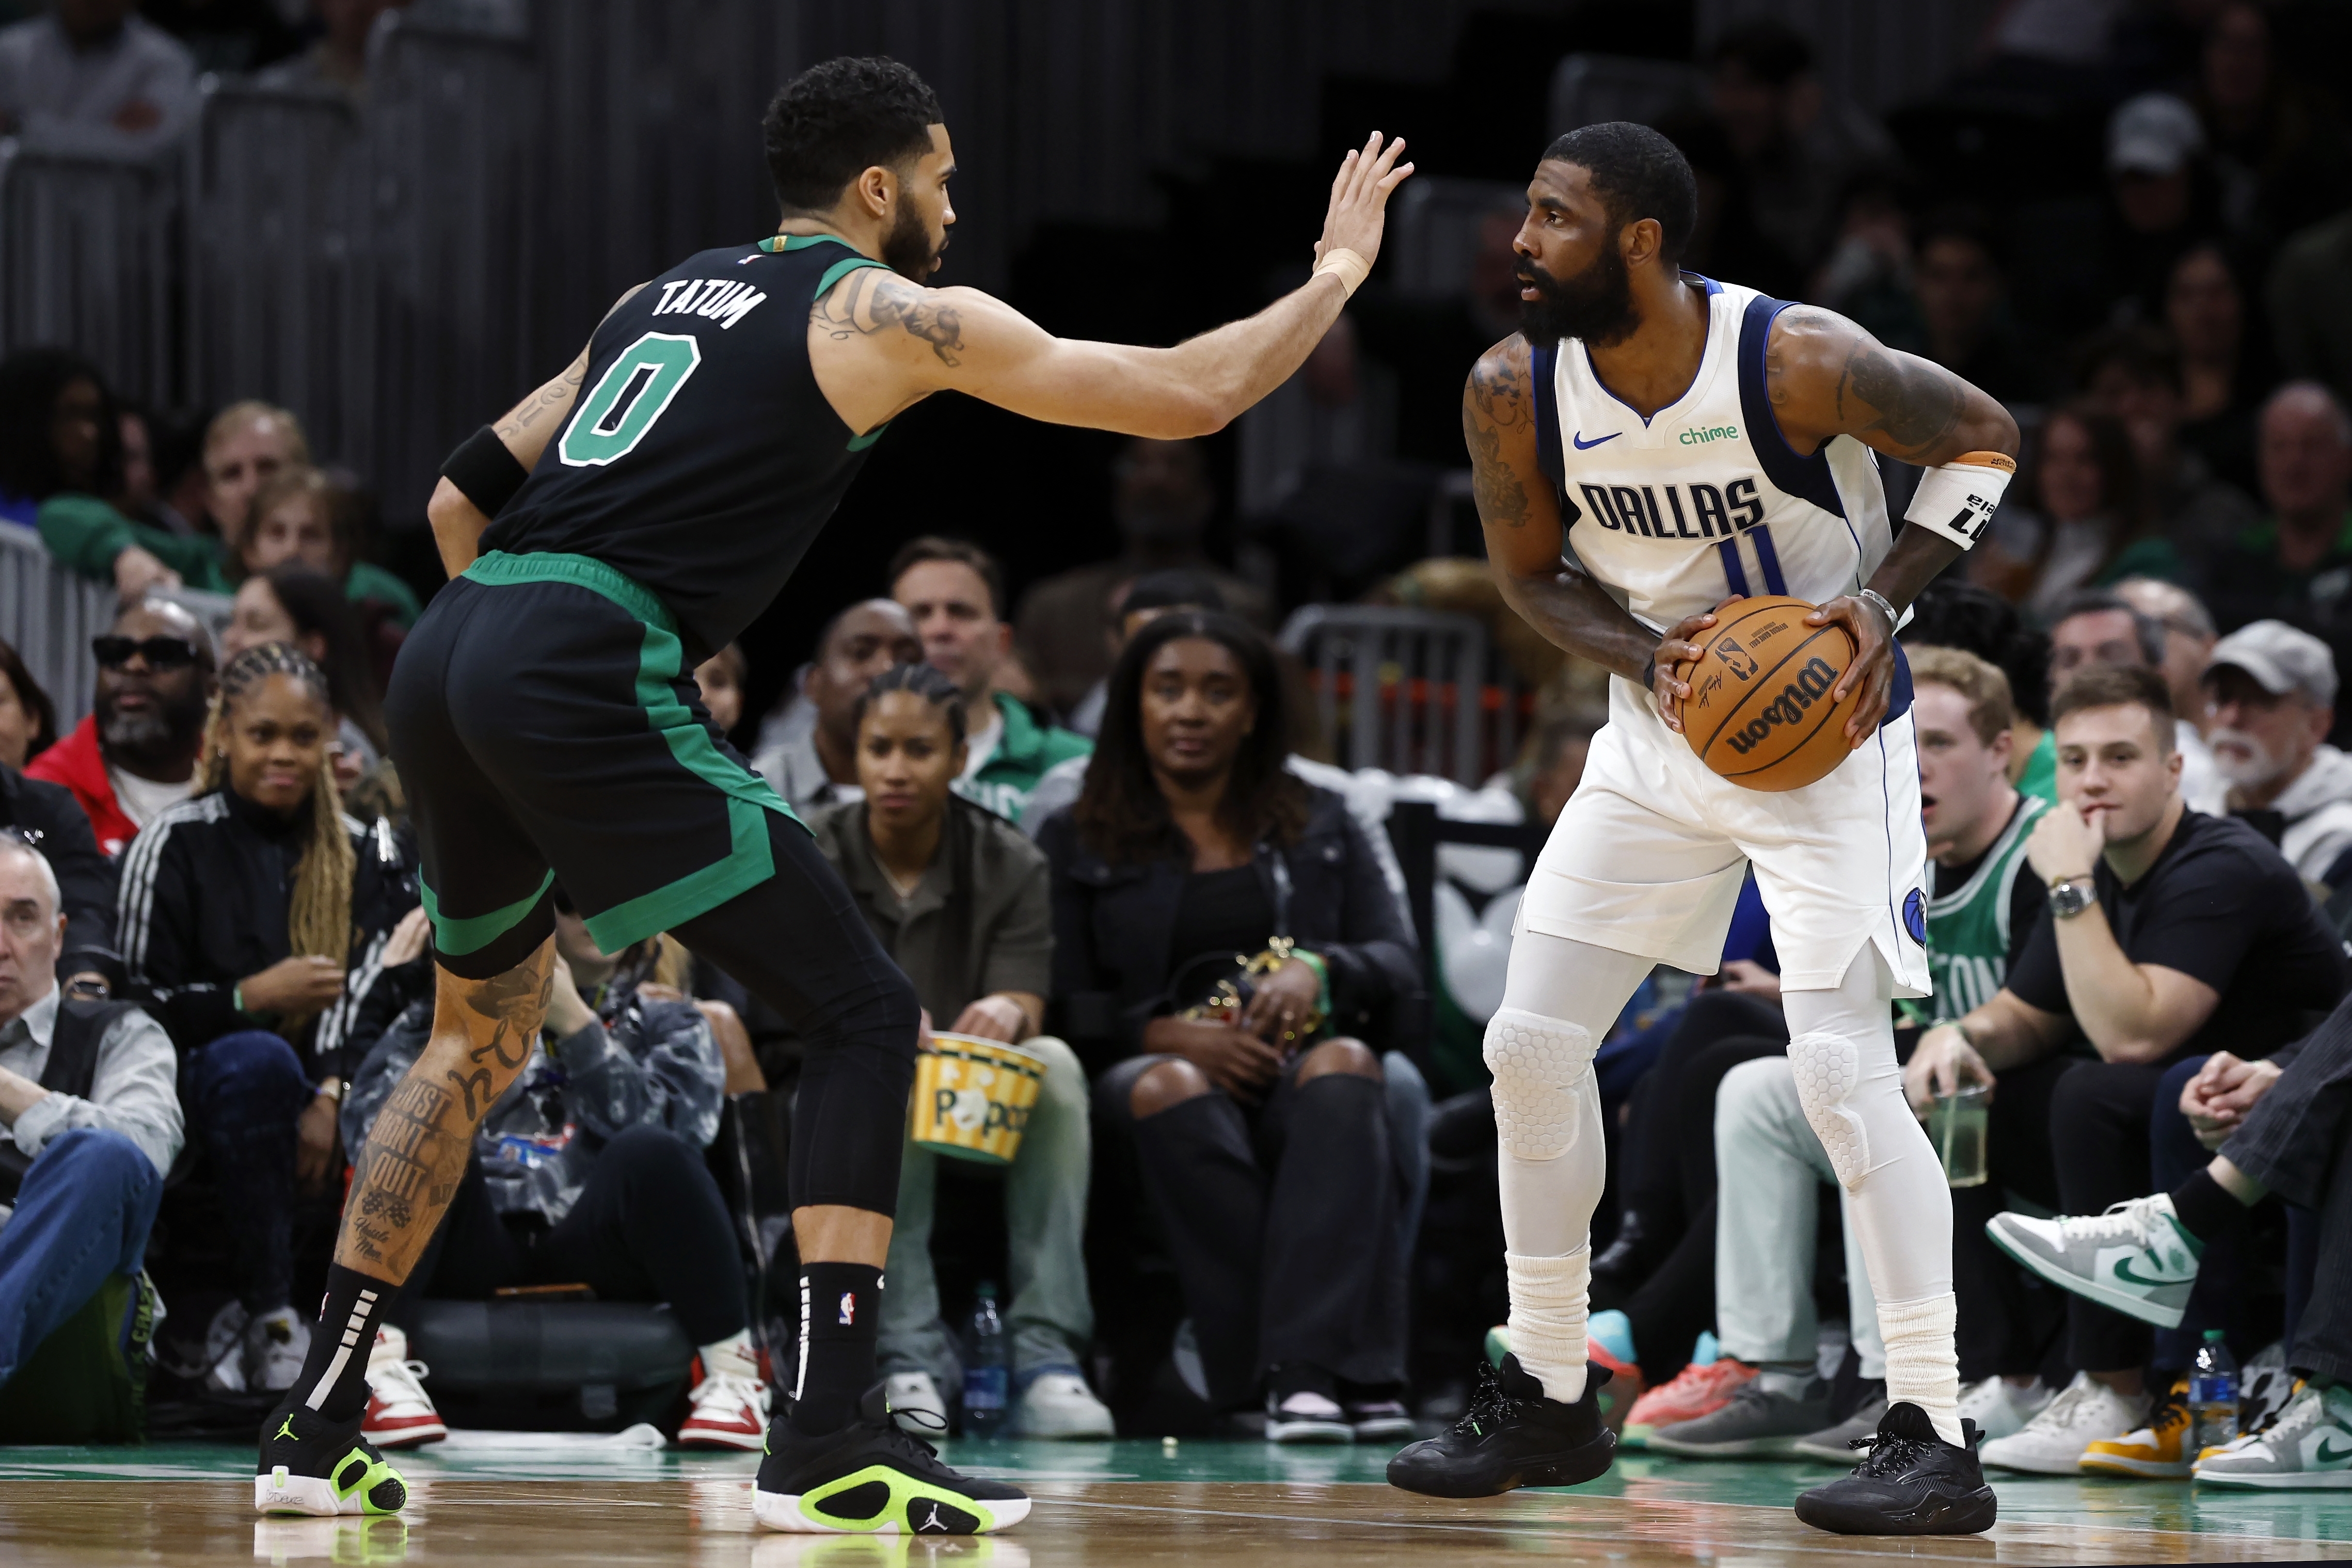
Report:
274,1415,299,1443
915,1502,946,1533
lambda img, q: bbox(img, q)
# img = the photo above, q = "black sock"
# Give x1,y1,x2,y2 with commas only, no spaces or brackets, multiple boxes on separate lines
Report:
790,1263,883,1435
285,1264,396,1423
2169,1168,2240,1246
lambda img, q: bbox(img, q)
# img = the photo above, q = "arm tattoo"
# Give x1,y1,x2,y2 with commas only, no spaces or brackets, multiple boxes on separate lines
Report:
1833,343,1964,457
811,269,965,367
496,356,589,442
1464,351,1534,529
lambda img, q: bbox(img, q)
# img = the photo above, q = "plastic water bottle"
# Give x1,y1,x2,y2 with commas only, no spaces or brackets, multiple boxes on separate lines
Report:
962,1283,1009,1438
2189,1330,2240,1452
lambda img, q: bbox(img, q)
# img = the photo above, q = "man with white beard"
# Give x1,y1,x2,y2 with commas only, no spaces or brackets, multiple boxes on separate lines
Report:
2202,620,2352,891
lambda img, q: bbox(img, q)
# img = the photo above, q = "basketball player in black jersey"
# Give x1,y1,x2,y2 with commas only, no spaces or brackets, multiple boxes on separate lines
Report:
253,56,1410,1534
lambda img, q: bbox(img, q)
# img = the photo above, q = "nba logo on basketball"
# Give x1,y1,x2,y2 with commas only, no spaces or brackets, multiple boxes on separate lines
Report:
838,1292,856,1326
1717,638,1759,681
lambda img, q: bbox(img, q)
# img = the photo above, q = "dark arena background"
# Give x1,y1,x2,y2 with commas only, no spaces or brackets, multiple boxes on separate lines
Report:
4,0,2352,1562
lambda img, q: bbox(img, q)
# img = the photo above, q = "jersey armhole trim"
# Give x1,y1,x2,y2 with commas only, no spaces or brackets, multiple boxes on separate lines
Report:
814,255,893,301
1529,345,1570,516
1735,293,1847,519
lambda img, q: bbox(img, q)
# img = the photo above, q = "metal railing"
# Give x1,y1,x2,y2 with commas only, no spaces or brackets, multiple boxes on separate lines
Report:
0,142,176,404
1280,604,1529,787
0,527,119,729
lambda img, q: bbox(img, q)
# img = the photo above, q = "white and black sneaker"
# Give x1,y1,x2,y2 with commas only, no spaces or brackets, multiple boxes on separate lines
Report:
1386,1354,1614,1498
1793,1401,1997,1536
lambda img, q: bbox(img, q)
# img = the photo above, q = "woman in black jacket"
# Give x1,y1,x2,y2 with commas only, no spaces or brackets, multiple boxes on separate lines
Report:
1036,611,1423,1441
117,642,423,1393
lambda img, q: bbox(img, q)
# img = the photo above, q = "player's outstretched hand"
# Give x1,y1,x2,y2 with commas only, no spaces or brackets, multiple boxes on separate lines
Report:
1809,593,1895,747
1651,597,1738,733
1313,132,1414,273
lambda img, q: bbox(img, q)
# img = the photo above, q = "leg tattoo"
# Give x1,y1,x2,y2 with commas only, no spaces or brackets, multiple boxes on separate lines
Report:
334,941,555,1281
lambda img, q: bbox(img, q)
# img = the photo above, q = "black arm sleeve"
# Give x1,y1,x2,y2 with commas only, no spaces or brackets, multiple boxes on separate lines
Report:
441,425,531,519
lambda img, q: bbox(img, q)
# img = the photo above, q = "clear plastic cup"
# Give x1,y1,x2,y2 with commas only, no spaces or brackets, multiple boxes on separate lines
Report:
1930,1083,1991,1188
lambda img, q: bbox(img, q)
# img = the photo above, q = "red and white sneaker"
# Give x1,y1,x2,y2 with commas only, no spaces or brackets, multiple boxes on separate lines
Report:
678,1339,770,1451
361,1325,446,1449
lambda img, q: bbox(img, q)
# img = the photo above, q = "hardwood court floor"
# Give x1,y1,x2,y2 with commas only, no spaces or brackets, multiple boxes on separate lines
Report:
2,1439,2347,1565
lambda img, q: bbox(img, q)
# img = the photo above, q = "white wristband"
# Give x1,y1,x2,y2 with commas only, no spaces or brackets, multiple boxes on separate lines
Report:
1904,451,2015,550
1311,247,1371,299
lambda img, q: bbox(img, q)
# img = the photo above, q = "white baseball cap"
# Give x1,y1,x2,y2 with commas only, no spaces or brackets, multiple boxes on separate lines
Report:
2204,619,2338,707
2108,93,2204,177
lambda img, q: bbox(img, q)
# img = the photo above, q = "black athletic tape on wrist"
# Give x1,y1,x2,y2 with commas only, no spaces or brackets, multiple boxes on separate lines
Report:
441,425,530,519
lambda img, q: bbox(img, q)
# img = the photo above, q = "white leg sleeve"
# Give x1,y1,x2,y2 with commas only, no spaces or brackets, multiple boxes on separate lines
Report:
1783,947,1958,1443
1485,932,1651,1404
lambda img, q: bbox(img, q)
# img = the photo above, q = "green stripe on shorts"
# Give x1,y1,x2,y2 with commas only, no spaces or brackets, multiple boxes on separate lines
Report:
449,551,804,953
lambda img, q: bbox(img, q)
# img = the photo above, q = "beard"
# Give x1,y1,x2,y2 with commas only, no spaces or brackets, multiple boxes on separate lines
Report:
1516,242,1640,350
2209,726,2292,790
97,684,209,771
883,201,946,282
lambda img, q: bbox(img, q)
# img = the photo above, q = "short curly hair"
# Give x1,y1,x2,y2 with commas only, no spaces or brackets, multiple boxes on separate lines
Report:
763,56,944,215
1540,121,1698,265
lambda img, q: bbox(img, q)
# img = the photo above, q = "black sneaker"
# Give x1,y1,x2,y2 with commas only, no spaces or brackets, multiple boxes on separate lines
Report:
255,1403,408,1516
1793,1401,1998,1536
754,1383,1030,1534
1386,1354,1615,1498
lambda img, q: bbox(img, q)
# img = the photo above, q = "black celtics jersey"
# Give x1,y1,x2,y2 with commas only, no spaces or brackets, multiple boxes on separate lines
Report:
481,234,895,660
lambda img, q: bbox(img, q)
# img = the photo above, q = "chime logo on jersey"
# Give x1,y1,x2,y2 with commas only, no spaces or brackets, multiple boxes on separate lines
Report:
1575,477,1767,540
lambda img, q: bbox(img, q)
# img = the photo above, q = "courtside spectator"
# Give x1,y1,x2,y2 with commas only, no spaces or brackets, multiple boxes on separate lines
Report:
2100,95,2218,326
1016,439,1270,719
1908,665,2348,1473
752,600,920,811
2114,578,2220,745
2082,326,2261,559
1910,206,2046,405
1040,611,1424,1442
0,349,181,603
0,837,180,1427
1974,405,2154,617
1988,990,2352,1487
0,640,56,772
692,643,746,739
344,900,762,1450
891,538,1090,823
0,652,117,994
0,0,196,156
2164,244,2265,494
255,0,395,104
801,663,1110,1439
2031,591,2228,813
27,600,216,856
2199,383,2352,676
2201,621,2352,888
115,644,421,1393
199,401,305,543
2270,212,2352,407
237,467,420,629
221,566,390,790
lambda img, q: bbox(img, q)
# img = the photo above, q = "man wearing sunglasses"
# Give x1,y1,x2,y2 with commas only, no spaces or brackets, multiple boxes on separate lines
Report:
26,600,217,858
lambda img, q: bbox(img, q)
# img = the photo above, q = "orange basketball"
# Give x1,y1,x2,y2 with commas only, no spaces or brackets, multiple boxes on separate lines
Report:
1680,596,1861,792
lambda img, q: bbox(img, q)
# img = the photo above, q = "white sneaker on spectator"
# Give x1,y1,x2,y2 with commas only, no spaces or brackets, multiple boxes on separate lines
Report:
678,1338,769,1451
362,1326,447,1448
1957,1374,2053,1442
884,1369,948,1435
1979,1370,2148,1475
200,1300,249,1394
244,1306,310,1393
1011,1370,1115,1438
2195,1382,2352,1487
1266,1388,1353,1443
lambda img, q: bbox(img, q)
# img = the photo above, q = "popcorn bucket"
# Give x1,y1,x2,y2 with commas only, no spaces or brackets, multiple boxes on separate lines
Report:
910,1033,1046,1166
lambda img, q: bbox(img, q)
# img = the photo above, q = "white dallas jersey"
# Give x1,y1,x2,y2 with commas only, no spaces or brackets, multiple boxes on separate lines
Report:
1533,277,1893,633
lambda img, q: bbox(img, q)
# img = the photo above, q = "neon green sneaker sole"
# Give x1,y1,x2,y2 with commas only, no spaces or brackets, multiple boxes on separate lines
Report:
255,1450,408,1516
754,1463,1031,1534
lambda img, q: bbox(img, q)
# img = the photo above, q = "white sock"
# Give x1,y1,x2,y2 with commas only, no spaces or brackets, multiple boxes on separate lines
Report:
1878,1292,1962,1445
1506,1249,1590,1405
700,1329,759,1382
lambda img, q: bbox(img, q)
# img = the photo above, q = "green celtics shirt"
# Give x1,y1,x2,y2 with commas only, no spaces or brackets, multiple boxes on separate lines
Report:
954,691,1093,824
1920,793,2050,1023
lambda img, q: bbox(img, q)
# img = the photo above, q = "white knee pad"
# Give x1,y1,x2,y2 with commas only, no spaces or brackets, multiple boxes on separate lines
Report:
1483,1009,1596,1161
1788,1031,1871,1190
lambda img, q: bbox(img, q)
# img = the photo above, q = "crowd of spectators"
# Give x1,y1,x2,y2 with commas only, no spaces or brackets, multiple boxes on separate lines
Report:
4,0,2352,1493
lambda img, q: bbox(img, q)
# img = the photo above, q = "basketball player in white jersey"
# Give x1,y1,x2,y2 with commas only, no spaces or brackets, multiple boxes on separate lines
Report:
1386,124,2019,1535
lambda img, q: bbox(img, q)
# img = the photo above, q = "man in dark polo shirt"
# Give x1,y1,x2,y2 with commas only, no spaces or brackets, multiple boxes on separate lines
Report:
1908,663,2350,1472
800,661,1110,1442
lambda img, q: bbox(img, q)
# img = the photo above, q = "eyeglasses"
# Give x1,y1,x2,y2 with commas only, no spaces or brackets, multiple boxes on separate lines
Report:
92,635,201,670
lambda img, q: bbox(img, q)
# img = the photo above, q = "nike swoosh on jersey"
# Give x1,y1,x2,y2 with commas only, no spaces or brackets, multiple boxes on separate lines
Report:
1571,430,1619,450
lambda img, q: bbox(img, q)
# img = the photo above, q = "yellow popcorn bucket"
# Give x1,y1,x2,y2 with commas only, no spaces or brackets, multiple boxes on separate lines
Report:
910,1033,1046,1166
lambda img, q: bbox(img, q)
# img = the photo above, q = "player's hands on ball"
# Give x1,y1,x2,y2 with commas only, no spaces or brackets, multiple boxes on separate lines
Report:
1652,597,1739,732
1313,132,1415,274
1144,1015,1283,1103
1905,1024,1995,1116
2025,801,2104,886
1808,594,1895,747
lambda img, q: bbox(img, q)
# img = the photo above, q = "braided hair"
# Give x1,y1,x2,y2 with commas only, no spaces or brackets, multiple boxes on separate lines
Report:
202,644,355,1020
850,659,967,745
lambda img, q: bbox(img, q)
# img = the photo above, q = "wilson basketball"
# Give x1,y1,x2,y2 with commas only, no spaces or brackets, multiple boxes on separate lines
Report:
1681,596,1862,792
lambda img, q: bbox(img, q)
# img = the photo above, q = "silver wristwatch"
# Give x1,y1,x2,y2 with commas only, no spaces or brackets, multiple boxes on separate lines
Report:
2047,876,2099,919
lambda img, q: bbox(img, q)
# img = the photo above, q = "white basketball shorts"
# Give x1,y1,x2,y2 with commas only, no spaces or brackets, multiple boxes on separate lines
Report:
1519,675,1931,996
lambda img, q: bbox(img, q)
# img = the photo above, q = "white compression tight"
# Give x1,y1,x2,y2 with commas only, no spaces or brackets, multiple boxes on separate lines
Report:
1783,947,1961,1444
1485,932,1655,1405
